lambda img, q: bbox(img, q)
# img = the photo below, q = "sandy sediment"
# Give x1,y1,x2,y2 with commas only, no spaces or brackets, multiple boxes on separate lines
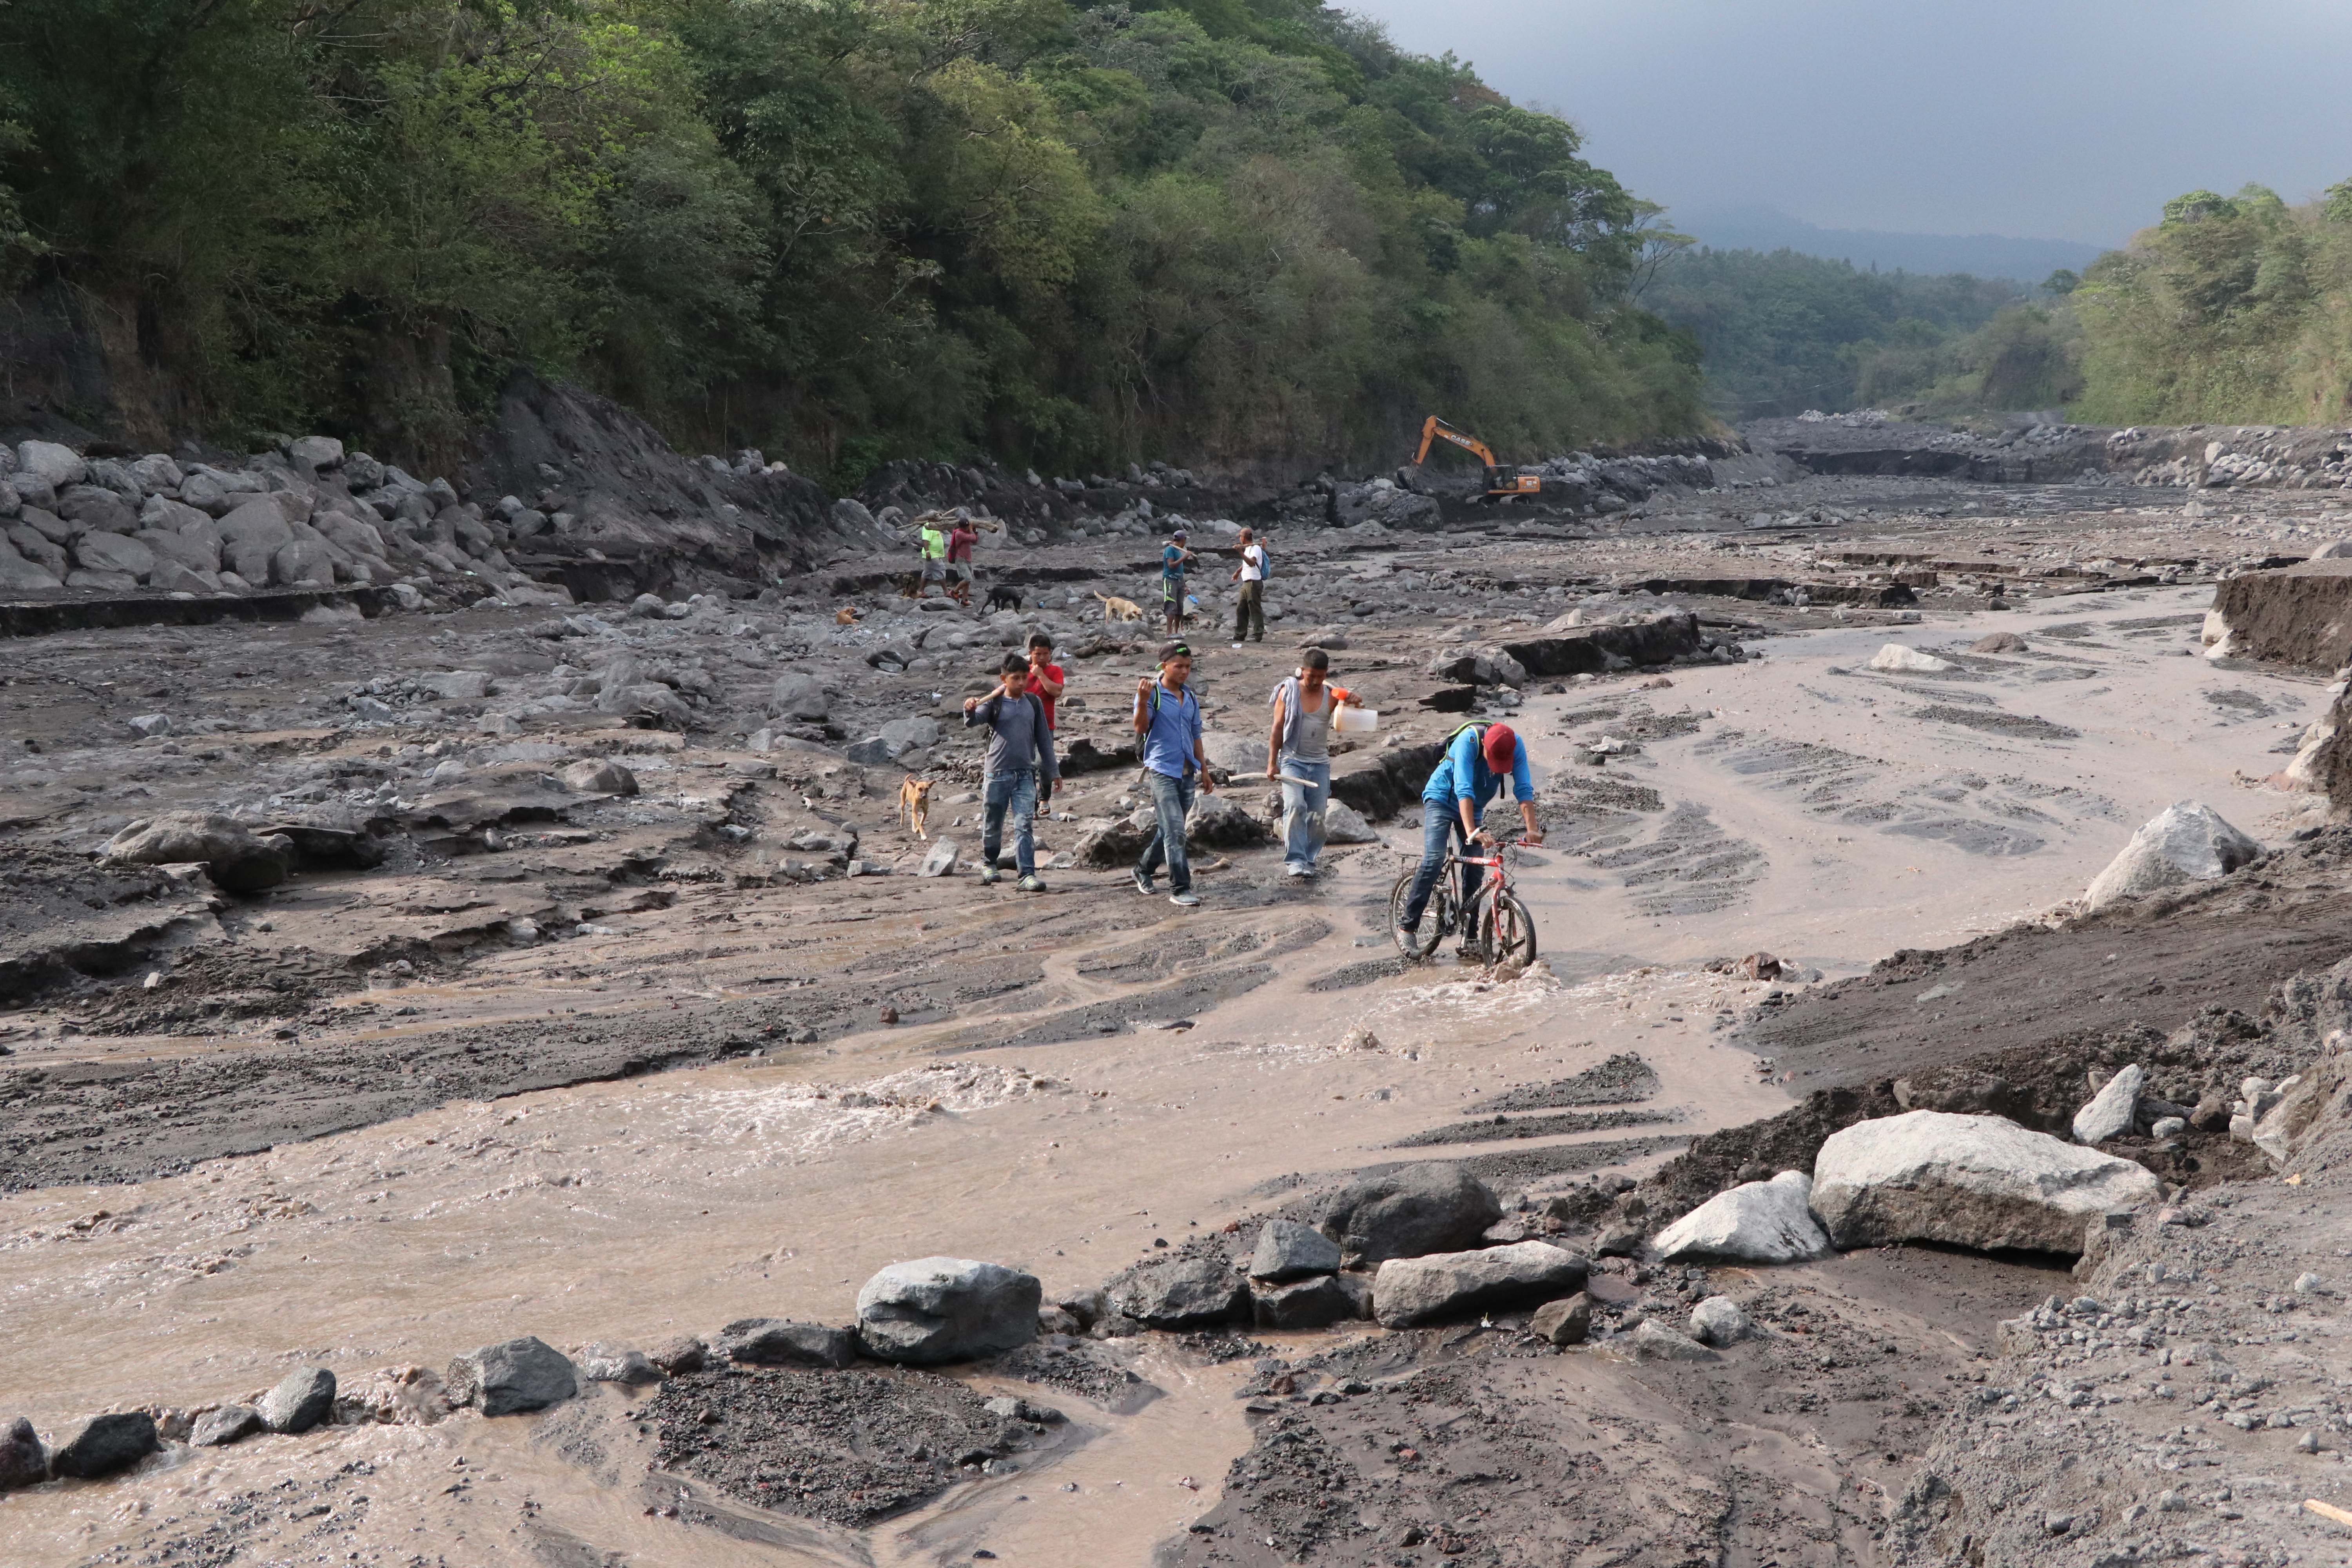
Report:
5,464,2352,1563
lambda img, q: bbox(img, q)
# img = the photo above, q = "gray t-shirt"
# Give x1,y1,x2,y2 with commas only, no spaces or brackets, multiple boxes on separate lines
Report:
965,690,1059,779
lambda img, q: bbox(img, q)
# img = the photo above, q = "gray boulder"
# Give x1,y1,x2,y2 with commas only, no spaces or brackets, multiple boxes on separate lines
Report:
136,526,220,575
59,484,138,535
2083,802,2259,911
258,1367,336,1434
711,1318,856,1369
1810,1109,2162,1256
16,439,87,489
87,457,143,500
270,535,335,587
0,540,62,590
17,505,70,544
646,1336,708,1375
1250,1218,1341,1282
49,1411,158,1479
856,1256,1041,1363
415,670,493,702
0,1416,46,1490
1373,1240,1588,1328
560,758,638,796
577,1344,662,1384
2072,1064,2145,1145
1322,800,1379,844
1531,1292,1593,1346
1621,1321,1717,1362
105,811,290,894
1202,731,1268,773
189,1405,264,1448
1105,1254,1247,1328
770,672,830,721
8,521,66,573
71,529,156,580
288,435,345,470
1651,1171,1831,1264
445,1336,577,1416
1250,1273,1358,1330
878,715,941,755
1187,791,1270,848
129,454,184,494
1689,1296,1751,1347
1315,1161,1503,1267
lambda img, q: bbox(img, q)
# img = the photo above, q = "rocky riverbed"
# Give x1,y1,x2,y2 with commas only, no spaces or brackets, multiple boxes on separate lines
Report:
8,416,2352,1566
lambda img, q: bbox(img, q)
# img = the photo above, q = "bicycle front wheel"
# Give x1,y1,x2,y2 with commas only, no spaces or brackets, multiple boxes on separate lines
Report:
1488,890,1539,967
1389,868,1444,959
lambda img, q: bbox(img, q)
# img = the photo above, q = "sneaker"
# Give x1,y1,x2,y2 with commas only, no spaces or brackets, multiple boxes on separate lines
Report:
1168,889,1200,907
1016,875,1046,892
978,866,999,885
1132,867,1157,896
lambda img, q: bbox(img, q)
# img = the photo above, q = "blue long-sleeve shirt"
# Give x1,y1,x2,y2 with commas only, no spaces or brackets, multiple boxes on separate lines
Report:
1421,725,1534,813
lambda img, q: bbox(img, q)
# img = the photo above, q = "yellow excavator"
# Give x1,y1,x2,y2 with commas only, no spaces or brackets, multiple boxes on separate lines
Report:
1410,416,1542,502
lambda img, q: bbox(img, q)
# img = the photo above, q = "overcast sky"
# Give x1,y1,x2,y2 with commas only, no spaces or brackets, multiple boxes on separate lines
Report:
1347,0,2352,247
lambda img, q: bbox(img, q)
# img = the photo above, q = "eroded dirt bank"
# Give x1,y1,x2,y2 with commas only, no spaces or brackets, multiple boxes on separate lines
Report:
7,465,2352,1565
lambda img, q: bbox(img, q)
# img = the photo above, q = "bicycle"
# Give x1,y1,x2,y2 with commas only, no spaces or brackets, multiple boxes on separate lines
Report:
1389,836,1539,966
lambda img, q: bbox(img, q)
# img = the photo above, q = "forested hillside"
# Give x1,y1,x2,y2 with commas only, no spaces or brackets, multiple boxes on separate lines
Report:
2073,183,2352,428
1642,248,2080,420
0,0,1705,482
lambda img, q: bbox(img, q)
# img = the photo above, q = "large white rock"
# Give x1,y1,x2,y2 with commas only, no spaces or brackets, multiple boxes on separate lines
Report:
2071,1063,2144,1145
1321,799,1378,844
15,440,87,489
1811,1110,2162,1256
1372,1240,1586,1328
856,1256,1040,1363
1867,644,1953,673
1651,1171,1831,1263
2082,802,2260,911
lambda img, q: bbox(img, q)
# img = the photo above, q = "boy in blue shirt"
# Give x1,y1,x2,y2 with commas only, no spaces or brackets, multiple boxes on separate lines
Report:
1397,722,1543,942
1131,640,1213,906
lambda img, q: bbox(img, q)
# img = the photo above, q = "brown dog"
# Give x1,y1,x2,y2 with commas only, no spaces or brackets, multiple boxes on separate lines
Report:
836,605,861,624
1094,592,1145,623
899,775,935,839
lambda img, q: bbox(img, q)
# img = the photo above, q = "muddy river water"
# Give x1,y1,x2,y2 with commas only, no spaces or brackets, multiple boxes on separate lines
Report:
1,586,2326,1564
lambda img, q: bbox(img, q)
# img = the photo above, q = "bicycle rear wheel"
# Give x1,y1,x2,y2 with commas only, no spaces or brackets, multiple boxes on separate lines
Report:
1488,890,1539,967
1389,867,1445,959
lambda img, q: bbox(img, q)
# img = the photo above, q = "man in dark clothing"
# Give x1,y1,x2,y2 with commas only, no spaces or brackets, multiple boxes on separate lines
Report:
962,652,1059,890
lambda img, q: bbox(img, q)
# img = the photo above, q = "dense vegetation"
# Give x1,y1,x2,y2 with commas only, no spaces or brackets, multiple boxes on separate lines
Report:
0,0,1706,481
1641,247,2082,420
2072,182,2352,427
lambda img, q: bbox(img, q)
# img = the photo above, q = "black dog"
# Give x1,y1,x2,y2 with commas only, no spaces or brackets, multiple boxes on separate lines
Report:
983,584,1022,613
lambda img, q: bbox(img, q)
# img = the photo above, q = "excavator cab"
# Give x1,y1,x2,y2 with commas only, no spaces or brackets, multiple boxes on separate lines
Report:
1414,416,1541,503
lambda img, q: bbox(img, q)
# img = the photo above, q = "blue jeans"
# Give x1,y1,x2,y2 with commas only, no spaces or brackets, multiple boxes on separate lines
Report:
1278,755,1331,872
1135,768,1194,892
1400,805,1479,930
982,771,1039,877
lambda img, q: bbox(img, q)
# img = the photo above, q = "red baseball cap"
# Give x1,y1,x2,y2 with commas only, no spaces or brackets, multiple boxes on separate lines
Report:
1481,724,1517,770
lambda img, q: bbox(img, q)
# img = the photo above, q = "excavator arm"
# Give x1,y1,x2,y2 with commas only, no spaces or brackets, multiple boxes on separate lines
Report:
1410,415,1541,501
1413,416,1499,469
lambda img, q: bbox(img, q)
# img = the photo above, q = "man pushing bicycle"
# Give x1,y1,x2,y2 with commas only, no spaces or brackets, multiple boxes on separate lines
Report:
1396,720,1544,948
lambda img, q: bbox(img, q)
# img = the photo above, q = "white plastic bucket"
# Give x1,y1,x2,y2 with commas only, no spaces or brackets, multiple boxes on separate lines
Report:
1335,706,1378,734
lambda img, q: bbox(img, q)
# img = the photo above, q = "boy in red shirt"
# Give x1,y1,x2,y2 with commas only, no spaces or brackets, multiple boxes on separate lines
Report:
1025,632,1064,811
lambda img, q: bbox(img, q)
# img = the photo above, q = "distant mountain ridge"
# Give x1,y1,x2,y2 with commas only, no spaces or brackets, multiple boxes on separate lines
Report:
1675,205,2109,283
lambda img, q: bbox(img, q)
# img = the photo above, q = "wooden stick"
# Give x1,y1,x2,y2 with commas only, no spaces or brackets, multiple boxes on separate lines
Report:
2304,1498,2352,1528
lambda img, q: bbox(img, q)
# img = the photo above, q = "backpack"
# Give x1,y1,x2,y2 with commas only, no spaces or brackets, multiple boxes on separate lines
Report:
1442,721,1514,797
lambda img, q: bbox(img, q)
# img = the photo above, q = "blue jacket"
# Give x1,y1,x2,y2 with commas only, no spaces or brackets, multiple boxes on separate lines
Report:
1422,725,1534,812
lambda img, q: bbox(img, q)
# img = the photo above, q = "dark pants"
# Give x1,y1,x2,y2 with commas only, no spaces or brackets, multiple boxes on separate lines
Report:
1233,581,1263,641
1400,806,1480,930
1135,768,1195,893
1163,576,1184,631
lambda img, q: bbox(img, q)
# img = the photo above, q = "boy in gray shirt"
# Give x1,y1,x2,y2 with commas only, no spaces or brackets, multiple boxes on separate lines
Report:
962,652,1060,889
